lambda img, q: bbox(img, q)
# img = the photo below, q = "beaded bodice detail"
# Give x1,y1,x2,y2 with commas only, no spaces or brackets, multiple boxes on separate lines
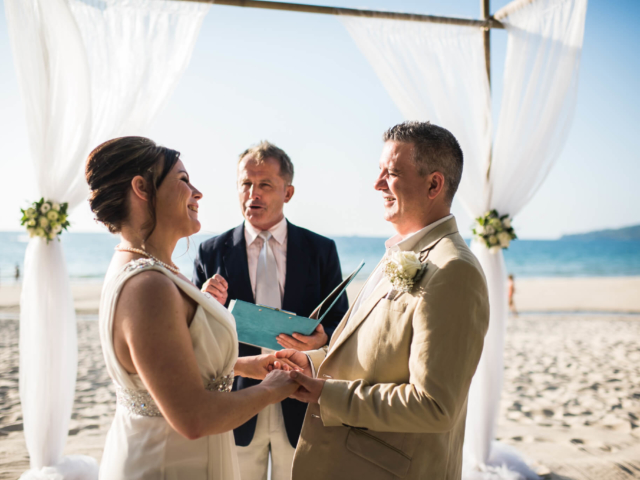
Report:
125,257,165,273
116,372,235,417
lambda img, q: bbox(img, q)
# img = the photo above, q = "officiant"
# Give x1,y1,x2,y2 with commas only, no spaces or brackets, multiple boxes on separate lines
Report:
193,141,348,480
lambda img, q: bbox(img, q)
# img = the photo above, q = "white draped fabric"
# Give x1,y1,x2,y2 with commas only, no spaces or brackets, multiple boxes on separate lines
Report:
340,17,493,213
341,1,587,478
4,0,209,478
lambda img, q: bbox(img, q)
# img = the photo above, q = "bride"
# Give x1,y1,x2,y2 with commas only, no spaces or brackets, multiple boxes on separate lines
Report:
85,136,299,479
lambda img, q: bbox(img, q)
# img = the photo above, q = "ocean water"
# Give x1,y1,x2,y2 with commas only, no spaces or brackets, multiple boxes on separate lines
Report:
1,231,639,284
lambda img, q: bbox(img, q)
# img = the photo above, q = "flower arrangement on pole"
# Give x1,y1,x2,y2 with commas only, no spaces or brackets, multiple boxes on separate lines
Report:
20,199,70,243
472,210,517,252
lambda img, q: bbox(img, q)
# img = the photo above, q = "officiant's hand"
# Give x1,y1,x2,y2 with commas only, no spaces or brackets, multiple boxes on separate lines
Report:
276,324,328,351
201,274,228,304
288,371,325,404
274,349,312,377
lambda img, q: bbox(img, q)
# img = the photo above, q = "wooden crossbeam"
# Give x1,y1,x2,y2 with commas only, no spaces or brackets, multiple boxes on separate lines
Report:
182,0,505,29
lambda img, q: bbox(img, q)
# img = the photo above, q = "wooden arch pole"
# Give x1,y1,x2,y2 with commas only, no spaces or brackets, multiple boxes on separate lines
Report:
182,0,505,29
482,0,494,182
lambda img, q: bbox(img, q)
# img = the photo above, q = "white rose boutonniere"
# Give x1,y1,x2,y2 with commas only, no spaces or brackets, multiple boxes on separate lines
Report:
382,251,426,294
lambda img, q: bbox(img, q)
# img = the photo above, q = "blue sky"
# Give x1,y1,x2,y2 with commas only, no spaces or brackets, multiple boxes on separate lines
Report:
0,0,638,239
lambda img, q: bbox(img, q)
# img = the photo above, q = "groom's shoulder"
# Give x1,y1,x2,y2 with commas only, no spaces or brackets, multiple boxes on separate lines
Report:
427,232,485,281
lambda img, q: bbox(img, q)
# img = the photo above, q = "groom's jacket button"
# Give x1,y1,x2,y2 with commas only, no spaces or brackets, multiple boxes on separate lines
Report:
311,414,321,419
342,423,368,430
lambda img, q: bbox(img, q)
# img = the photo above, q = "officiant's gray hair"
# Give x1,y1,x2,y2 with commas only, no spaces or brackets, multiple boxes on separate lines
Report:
383,121,463,205
238,141,294,185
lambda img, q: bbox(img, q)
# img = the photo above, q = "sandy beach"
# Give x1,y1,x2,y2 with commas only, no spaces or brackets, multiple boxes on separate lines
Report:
2,276,640,315
1,278,640,479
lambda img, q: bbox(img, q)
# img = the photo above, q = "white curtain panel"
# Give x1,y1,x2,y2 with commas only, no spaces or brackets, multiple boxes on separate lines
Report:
340,16,492,215
4,0,209,478
342,1,586,478
464,2,587,479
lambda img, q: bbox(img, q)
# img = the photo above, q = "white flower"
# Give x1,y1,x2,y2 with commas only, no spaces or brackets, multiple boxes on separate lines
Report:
485,225,496,235
52,224,62,234
51,202,61,212
47,210,59,221
383,250,425,293
475,225,485,236
39,217,49,228
489,235,498,246
40,202,51,214
498,231,511,248
490,218,502,229
391,251,422,278
27,219,36,227
28,227,36,238
26,208,37,218
35,227,45,237
502,217,511,229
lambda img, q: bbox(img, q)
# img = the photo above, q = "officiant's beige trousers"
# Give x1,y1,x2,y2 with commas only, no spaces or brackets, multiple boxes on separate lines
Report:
236,402,294,480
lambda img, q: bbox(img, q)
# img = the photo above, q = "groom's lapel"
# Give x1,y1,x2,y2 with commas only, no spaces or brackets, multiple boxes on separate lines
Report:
324,216,460,359
327,255,385,350
325,275,392,360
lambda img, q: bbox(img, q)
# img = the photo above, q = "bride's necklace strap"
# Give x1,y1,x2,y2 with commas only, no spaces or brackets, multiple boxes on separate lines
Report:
115,245,180,275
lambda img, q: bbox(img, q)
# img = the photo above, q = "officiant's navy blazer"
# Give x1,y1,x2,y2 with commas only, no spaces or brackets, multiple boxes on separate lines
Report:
193,220,348,448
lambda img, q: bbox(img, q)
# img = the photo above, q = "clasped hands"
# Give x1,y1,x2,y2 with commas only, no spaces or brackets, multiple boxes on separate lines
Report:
236,349,325,404
203,274,326,403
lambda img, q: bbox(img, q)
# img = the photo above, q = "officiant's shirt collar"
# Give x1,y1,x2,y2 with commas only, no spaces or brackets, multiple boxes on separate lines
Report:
385,214,454,252
244,216,288,246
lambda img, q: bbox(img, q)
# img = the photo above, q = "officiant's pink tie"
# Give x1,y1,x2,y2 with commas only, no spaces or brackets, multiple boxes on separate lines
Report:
255,231,281,310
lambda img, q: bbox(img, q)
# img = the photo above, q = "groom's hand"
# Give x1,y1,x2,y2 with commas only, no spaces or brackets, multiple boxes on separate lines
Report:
288,371,325,404
276,324,328,351
275,349,312,377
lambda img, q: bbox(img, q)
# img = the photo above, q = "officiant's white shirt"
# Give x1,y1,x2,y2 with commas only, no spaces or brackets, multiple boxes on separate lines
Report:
244,216,288,303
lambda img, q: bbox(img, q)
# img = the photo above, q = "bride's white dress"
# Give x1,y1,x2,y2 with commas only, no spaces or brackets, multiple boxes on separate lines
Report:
98,258,241,480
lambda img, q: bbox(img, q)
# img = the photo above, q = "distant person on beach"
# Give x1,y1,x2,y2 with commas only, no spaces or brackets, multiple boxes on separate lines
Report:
86,136,299,480
508,274,518,316
193,141,348,480
14,264,20,283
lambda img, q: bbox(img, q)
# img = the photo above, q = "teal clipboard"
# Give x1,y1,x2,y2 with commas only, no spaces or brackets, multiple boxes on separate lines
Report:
229,261,365,351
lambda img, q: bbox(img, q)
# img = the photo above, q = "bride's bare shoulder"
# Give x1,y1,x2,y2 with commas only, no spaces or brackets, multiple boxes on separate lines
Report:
116,270,185,320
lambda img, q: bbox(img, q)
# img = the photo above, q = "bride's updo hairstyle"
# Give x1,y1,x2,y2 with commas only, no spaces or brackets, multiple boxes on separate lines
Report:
86,136,180,238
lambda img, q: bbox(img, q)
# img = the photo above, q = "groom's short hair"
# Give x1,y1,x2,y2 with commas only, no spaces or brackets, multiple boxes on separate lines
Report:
238,141,294,185
383,121,463,204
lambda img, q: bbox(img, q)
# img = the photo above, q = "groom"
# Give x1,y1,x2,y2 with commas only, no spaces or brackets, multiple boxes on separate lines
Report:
277,121,490,480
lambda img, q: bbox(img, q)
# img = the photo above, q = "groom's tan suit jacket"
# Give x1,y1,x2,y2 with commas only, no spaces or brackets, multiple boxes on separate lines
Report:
292,217,490,480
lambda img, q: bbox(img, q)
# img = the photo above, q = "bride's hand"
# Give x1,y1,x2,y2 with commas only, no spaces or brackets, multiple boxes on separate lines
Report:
261,369,299,403
234,354,301,380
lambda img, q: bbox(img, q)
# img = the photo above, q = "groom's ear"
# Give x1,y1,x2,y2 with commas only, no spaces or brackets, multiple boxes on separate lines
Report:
284,184,295,203
426,171,445,200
